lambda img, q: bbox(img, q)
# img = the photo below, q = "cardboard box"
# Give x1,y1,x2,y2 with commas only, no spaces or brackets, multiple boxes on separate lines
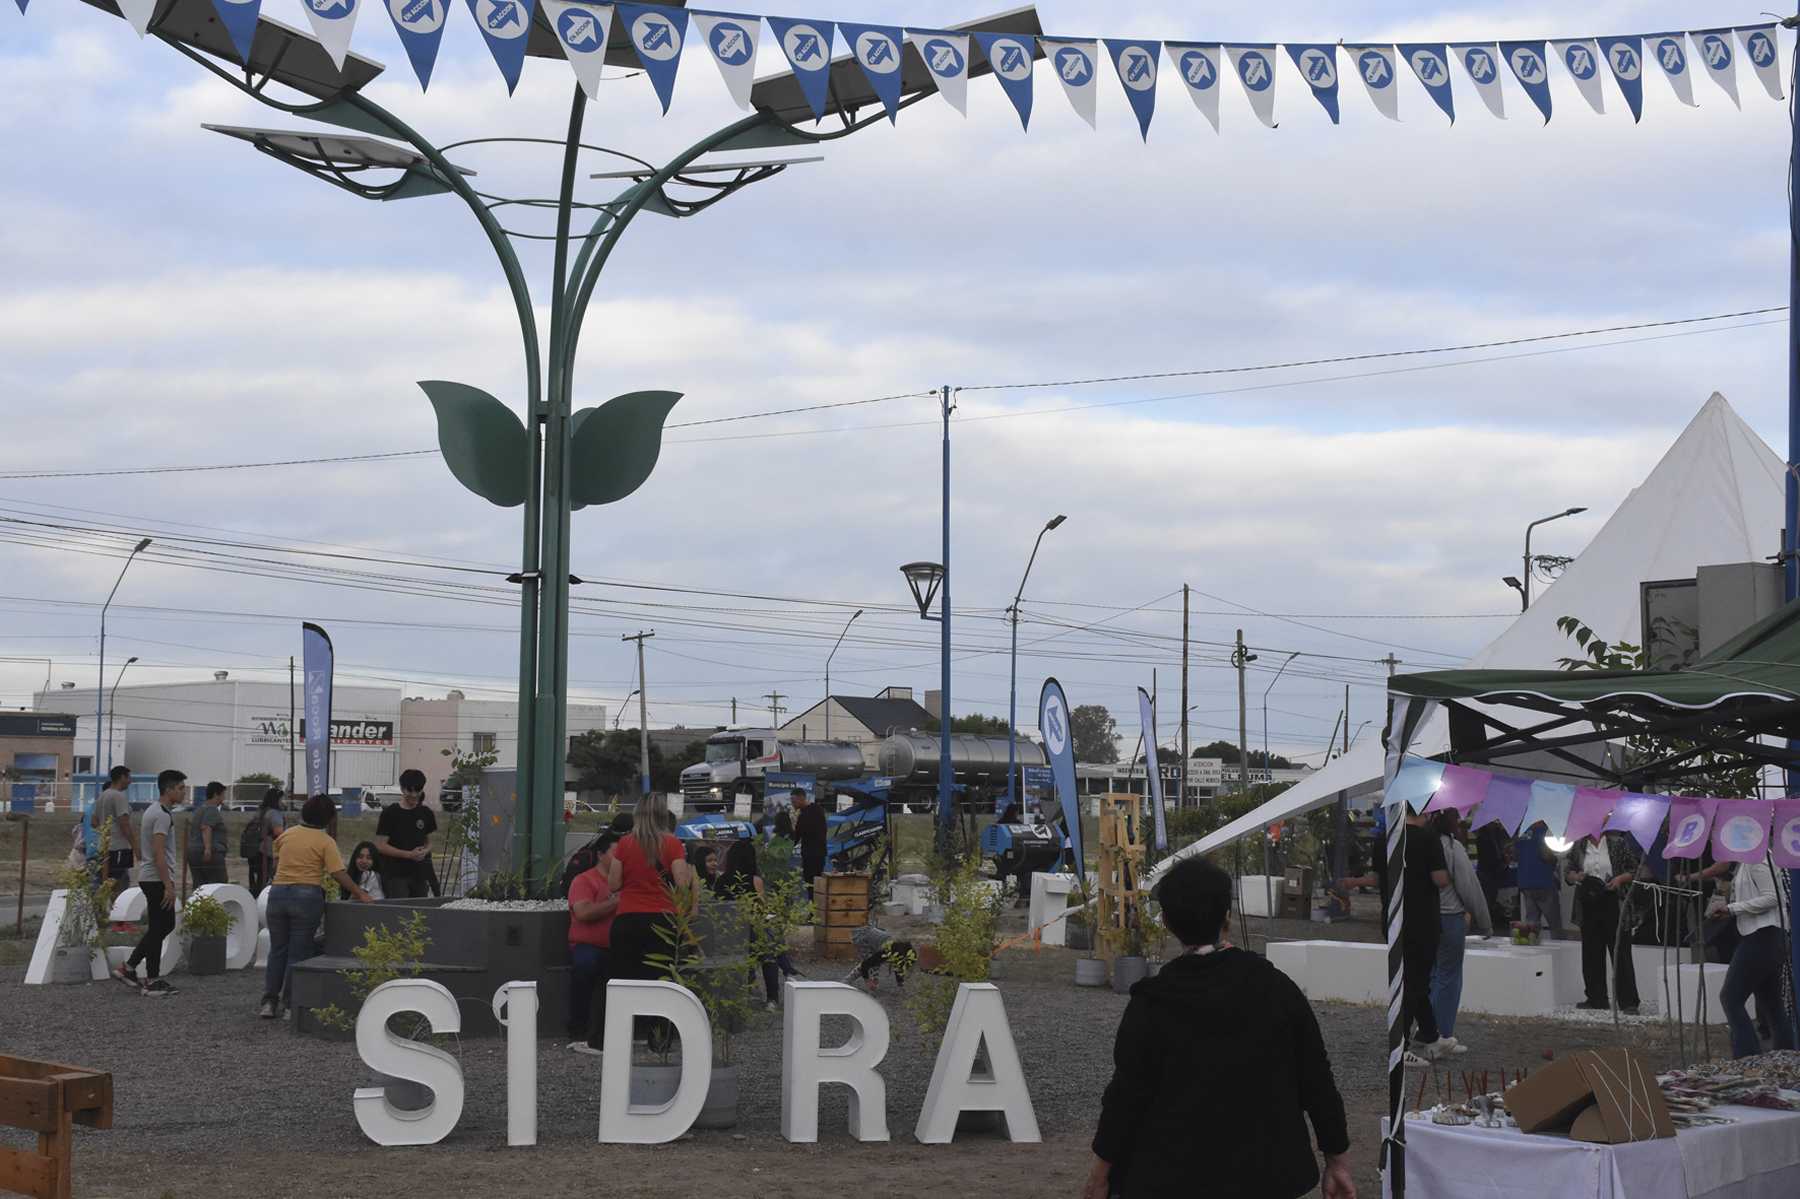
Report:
1506,1049,1674,1144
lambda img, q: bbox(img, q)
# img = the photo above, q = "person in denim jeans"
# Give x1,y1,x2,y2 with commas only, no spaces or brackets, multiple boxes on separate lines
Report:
261,794,371,1019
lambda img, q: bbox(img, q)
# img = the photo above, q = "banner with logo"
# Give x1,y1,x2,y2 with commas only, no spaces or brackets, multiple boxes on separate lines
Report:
385,0,452,89
1452,42,1506,118
1287,44,1341,123
1346,44,1398,121
1740,24,1785,101
1400,43,1456,122
908,29,971,115
543,0,612,101
1647,32,1698,107
1599,35,1647,122
1774,799,1800,869
1501,40,1553,122
1225,43,1278,128
465,0,535,93
976,30,1036,130
1038,677,1084,877
1711,799,1772,865
1042,38,1099,128
766,16,836,121
1165,42,1221,131
690,12,760,109
620,2,688,113
840,21,904,121
301,0,363,71
1136,687,1167,852
1692,28,1742,108
301,622,334,799
1553,39,1606,114
1106,39,1159,139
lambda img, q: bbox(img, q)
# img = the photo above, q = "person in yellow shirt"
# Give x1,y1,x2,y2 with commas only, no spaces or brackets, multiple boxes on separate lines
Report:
261,794,372,1019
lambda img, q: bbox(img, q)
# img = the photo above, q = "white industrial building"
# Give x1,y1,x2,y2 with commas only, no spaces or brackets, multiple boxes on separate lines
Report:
397,690,608,801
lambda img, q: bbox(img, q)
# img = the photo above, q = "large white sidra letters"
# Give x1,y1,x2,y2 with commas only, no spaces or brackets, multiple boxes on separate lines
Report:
781,981,891,1142
914,983,1041,1143
352,978,466,1146
598,979,712,1143
492,980,539,1147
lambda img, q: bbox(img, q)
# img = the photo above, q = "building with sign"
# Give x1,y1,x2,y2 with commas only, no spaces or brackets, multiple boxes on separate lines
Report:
1074,758,1315,804
397,691,608,802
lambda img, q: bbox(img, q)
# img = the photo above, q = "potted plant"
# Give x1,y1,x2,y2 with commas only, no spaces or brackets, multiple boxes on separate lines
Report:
1108,899,1154,994
316,912,447,1110
1069,881,1107,987
181,892,235,975
648,883,760,1130
52,864,112,984
905,853,1009,1132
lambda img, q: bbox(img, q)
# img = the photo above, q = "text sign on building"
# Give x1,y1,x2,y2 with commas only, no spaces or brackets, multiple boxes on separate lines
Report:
0,714,78,739
250,715,395,749
1188,758,1224,788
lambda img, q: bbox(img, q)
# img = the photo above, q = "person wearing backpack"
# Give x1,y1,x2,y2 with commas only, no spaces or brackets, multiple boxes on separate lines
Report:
566,831,621,1050
243,789,283,896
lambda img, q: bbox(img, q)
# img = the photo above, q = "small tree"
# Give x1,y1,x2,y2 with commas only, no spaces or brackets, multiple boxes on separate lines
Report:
906,854,1005,1040
1070,704,1120,764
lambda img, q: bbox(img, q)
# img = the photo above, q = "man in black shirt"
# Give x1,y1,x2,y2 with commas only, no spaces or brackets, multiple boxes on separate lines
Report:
375,769,438,899
791,789,827,896
1403,809,1454,1059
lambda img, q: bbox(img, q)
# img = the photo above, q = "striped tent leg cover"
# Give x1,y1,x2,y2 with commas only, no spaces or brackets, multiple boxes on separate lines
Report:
1381,694,1438,1199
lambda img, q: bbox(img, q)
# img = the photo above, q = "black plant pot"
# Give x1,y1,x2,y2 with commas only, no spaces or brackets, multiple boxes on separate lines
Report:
187,935,226,976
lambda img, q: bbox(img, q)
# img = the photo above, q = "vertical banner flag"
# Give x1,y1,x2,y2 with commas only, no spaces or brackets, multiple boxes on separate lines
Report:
907,30,971,115
620,3,688,113
544,1,613,101
766,17,837,121
208,0,263,65
1692,29,1741,108
385,0,453,89
1287,43,1341,123
1772,799,1800,869
116,0,157,35
1599,35,1646,122
1225,44,1279,127
1711,799,1772,865
467,0,538,92
1452,42,1506,118
839,22,904,121
1399,43,1455,122
1739,24,1784,101
1500,40,1553,122
691,11,761,110
1646,32,1697,106
302,0,364,71
1346,44,1399,121
1039,678,1084,878
976,31,1037,130
1136,688,1167,852
1553,39,1606,114
1166,42,1222,131
302,623,334,800
1105,39,1160,139
1663,797,1716,859
1041,38,1101,128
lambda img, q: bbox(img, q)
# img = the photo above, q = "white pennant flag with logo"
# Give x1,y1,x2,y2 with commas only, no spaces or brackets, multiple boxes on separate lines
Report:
1645,32,1698,106
1738,25,1784,101
1224,44,1279,127
1344,44,1399,120
906,30,971,115
1039,38,1100,128
689,12,761,109
542,0,612,101
1451,43,1506,118
1166,43,1222,131
1551,39,1606,114
1691,30,1741,108
117,0,158,35
300,0,365,70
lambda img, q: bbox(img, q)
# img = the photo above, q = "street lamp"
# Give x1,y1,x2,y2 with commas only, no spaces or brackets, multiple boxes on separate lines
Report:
824,609,864,740
97,538,151,778
1006,514,1067,808
1261,652,1302,790
613,689,638,730
107,656,138,769
1520,508,1587,610
901,554,952,842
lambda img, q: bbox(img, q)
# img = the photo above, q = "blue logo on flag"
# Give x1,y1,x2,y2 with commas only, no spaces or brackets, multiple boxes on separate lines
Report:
1610,44,1640,78
841,22,904,119
1597,35,1644,121
857,31,896,70
1402,43,1456,121
1298,47,1335,87
785,28,824,65
1056,45,1093,83
386,0,450,86
1359,49,1392,87
619,4,687,111
977,31,1035,128
1288,44,1341,122
922,37,965,77
1179,49,1215,89
1749,31,1777,67
558,8,600,52
1700,33,1732,69
1501,40,1553,121
1462,46,1496,82
1510,47,1544,82
1653,36,1687,74
1564,43,1597,79
392,0,438,29
1237,49,1273,90
708,20,753,65
310,0,352,16
1410,49,1446,84
639,16,675,53
1106,38,1159,138
768,18,837,121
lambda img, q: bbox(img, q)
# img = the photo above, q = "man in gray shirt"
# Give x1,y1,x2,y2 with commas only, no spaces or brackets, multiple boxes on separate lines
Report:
186,781,229,886
92,764,138,887
115,769,185,995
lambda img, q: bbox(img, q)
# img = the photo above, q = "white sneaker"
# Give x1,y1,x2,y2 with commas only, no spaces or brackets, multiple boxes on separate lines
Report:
567,1041,603,1057
1403,1050,1430,1068
1447,1040,1469,1055
1426,1036,1460,1060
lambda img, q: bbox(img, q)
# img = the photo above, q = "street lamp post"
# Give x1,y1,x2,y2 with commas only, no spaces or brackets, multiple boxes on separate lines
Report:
96,538,151,778
824,609,864,740
1519,507,1587,610
613,689,638,730
107,656,139,769
1006,515,1067,809
1258,651,1300,938
901,558,949,843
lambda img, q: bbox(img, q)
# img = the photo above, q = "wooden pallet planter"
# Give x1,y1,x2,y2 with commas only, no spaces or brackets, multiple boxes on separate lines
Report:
812,871,871,960
1096,793,1149,966
0,1055,111,1199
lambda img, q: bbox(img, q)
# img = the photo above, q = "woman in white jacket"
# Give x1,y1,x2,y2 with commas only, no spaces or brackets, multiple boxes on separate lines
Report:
1431,810,1493,1046
1713,860,1795,1058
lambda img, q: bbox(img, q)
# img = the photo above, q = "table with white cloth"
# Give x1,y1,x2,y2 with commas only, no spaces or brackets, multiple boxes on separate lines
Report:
1384,1106,1800,1199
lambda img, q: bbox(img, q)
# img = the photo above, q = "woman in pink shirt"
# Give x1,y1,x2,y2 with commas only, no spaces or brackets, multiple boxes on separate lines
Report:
567,831,621,1053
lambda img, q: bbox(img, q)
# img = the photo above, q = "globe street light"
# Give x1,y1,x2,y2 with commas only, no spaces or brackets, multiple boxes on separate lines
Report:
900,558,951,844
1520,507,1587,610
97,538,152,779
824,609,864,740
1007,515,1067,809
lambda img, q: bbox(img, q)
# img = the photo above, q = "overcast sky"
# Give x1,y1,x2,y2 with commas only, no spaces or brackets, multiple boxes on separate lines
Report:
0,1,1790,765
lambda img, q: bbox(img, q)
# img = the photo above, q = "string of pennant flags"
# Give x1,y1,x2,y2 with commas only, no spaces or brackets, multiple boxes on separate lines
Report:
1390,754,1800,869
64,1,1792,126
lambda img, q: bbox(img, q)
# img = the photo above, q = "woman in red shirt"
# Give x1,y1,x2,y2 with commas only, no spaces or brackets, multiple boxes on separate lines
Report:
567,831,621,1051
605,796,697,1002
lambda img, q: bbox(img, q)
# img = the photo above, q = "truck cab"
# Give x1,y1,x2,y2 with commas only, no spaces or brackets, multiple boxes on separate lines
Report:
680,727,781,807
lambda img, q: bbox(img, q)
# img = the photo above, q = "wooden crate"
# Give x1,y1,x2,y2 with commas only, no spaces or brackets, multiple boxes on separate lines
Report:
0,1055,112,1199
812,871,871,959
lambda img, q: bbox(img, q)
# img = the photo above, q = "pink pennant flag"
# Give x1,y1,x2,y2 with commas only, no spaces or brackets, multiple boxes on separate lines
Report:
1710,800,1772,864
1604,793,1669,853
1772,799,1800,870
1424,763,1491,813
1565,787,1618,843
1470,775,1530,834
1662,797,1718,860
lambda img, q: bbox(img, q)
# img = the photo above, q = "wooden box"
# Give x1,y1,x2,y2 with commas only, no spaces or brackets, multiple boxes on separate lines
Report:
813,871,871,959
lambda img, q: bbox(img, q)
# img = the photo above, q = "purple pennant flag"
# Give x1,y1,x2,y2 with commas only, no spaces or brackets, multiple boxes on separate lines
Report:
1387,755,1444,812
1772,799,1800,869
1662,797,1717,860
1604,793,1670,851
1470,774,1530,834
1711,800,1772,864
1564,787,1618,843
1424,763,1490,813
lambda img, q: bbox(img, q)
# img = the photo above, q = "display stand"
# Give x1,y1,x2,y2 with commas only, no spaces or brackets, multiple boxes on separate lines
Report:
1096,793,1147,966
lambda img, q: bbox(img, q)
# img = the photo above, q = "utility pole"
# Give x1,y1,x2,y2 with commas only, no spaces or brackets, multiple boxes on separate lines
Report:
1180,584,1190,810
764,691,786,726
1232,629,1255,796
730,697,737,724
622,632,654,795
1380,653,1401,676
287,656,296,797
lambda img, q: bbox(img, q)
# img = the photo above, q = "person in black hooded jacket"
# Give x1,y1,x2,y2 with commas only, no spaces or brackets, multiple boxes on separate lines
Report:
1085,857,1355,1199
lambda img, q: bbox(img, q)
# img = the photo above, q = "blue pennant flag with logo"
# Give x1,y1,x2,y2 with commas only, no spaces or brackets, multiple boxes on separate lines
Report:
465,0,538,93
766,16,837,121
1500,39,1552,122
1039,678,1084,879
975,30,1036,129
1739,25,1784,101
1597,35,1645,122
1398,43,1455,122
384,0,453,89
302,623,334,799
1105,39,1160,139
1286,43,1341,122
839,21,905,121
620,3,689,113
207,0,263,64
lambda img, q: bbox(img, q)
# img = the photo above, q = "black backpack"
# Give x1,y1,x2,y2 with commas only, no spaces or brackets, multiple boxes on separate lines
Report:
554,837,602,899
239,813,264,859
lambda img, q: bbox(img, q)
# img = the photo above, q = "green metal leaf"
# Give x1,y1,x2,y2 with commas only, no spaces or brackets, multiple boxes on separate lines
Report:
420,380,528,508
569,390,682,511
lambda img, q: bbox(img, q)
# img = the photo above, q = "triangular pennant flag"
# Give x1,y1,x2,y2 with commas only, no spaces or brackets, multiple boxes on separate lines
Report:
1645,31,1697,106
1470,774,1529,833
208,0,263,65
1710,799,1772,864
1552,39,1606,114
1691,28,1742,108
1564,787,1617,843
1104,39,1159,139
906,30,971,115
1520,781,1577,839
1598,35,1646,123
1738,24,1784,101
1399,43,1455,122
975,31,1036,130
1603,793,1669,851
766,16,836,121
1451,42,1505,118
1662,796,1717,859
466,0,537,93
1500,40,1552,122
116,0,158,35
1225,43,1278,127
301,0,364,70
839,22,904,122
1422,764,1489,813
1041,39,1101,128
1286,43,1340,123
1345,44,1399,121
543,0,613,102
1773,798,1800,868
1165,42,1222,131
1387,756,1445,813
384,0,453,89
619,3,689,113
690,11,761,110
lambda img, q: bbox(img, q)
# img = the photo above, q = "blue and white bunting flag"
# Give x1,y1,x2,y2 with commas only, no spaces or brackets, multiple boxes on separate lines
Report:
1105,38,1159,139
1136,688,1167,853
1451,43,1505,118
1165,42,1222,131
384,0,452,89
691,12,761,110
209,0,263,64
543,0,612,101
976,30,1037,130
1345,44,1399,121
302,623,334,799
1041,38,1101,128
1399,43,1455,122
766,17,836,121
906,30,971,115
467,0,536,93
1645,32,1697,106
1500,40,1552,122
116,0,156,35
839,22,904,121
1225,43,1278,127
1739,24,1784,101
1038,678,1084,878
1287,43,1341,123
302,0,364,70
620,3,688,113
1553,39,1605,114
1692,28,1741,108
1598,35,1645,123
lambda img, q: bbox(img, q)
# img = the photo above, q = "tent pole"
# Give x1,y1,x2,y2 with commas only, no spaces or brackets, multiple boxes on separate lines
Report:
1786,0,1800,1029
